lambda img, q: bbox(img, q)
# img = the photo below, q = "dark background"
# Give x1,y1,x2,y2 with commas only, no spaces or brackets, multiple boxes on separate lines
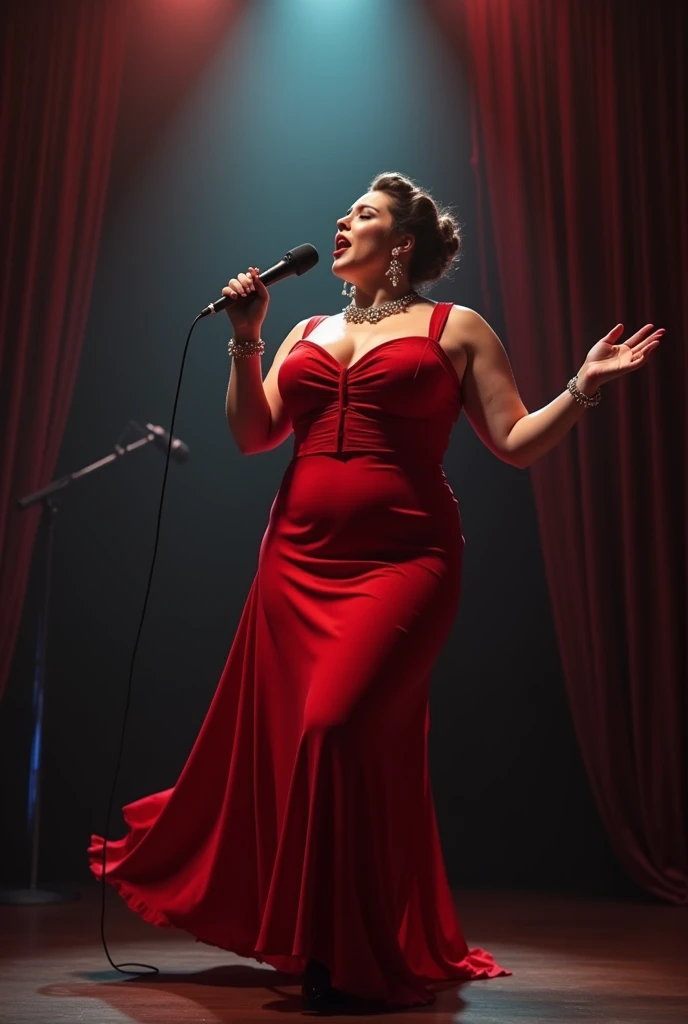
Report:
1,0,630,897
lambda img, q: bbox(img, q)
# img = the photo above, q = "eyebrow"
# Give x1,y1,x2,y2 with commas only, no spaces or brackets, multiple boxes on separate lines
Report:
345,203,378,215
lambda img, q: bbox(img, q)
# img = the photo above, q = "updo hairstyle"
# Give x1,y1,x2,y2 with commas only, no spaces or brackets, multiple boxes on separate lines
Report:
369,171,462,289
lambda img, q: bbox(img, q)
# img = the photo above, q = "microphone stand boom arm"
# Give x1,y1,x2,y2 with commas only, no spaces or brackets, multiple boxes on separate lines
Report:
2,423,185,905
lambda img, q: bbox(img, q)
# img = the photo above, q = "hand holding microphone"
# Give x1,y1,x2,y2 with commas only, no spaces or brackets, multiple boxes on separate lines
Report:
221,266,270,338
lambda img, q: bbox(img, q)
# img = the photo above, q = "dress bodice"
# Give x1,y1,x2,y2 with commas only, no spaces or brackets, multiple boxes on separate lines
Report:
277,302,462,463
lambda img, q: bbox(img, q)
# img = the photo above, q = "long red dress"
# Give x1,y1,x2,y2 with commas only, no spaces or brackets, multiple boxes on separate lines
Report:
88,300,511,1007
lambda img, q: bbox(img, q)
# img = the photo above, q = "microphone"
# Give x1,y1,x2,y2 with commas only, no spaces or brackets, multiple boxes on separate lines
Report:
199,243,319,317
146,423,190,463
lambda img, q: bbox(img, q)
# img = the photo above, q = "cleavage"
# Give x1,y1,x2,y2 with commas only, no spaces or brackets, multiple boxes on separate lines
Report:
308,309,435,368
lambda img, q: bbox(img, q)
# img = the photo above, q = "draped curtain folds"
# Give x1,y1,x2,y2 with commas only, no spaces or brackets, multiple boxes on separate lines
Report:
0,2,130,701
430,0,687,903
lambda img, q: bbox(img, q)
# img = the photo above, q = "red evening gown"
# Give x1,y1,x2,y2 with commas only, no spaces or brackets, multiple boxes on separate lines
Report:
88,301,511,1007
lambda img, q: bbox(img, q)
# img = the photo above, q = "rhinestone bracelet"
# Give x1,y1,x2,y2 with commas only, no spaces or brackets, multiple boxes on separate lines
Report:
567,374,601,407
228,337,265,358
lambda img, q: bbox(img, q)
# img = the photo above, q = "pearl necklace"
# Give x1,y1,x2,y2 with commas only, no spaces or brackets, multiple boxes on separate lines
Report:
342,289,420,324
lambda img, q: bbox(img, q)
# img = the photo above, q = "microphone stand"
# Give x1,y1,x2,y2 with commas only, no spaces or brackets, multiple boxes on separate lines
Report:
0,423,186,905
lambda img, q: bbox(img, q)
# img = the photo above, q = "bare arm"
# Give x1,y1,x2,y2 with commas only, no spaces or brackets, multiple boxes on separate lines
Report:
458,309,596,470
225,318,309,455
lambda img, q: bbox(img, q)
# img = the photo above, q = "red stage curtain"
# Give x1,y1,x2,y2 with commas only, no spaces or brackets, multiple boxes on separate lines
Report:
0,2,130,702
429,0,687,903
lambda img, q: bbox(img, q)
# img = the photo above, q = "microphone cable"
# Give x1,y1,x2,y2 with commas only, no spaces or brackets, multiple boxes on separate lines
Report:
97,312,202,974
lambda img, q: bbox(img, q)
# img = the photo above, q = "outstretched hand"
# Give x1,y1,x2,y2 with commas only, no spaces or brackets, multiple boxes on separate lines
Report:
580,323,665,390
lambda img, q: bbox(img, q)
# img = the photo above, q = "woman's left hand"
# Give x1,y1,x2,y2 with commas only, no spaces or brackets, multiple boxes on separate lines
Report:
578,322,665,392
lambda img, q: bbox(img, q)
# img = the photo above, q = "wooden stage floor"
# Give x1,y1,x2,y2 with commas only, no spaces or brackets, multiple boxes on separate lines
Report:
1,883,686,1022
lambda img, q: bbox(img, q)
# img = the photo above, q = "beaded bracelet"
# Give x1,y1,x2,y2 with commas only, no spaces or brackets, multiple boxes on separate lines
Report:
228,337,265,358
567,374,601,408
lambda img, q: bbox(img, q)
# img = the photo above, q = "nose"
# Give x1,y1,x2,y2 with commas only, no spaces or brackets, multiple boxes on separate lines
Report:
336,215,350,233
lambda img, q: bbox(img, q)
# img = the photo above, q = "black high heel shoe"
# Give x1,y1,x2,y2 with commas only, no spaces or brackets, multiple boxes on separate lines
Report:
302,958,334,1012
301,958,387,1015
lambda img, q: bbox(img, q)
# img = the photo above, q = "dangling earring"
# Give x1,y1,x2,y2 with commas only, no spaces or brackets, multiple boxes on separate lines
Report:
341,281,356,299
385,247,403,289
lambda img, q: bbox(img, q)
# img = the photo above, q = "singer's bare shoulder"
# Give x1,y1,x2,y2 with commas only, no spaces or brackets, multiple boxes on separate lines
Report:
258,317,313,453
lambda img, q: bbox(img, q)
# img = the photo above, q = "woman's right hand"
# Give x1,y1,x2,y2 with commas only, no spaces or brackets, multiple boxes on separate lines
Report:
222,266,269,337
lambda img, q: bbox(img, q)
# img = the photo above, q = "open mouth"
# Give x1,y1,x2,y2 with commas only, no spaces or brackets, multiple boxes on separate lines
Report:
333,236,351,258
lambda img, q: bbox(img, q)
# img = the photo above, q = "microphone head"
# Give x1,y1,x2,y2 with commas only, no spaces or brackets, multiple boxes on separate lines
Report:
146,423,190,464
283,243,319,275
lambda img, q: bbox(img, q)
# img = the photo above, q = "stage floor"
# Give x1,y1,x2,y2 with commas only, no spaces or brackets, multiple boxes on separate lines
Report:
0,883,686,1022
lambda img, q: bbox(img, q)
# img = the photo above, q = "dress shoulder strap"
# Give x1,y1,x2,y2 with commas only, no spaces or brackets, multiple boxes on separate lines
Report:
302,315,329,338
428,301,453,342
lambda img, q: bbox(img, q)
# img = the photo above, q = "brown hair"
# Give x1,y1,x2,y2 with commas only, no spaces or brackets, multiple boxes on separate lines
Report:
369,171,462,289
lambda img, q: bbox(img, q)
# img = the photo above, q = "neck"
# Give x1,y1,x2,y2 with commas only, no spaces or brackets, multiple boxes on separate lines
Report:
352,282,414,307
